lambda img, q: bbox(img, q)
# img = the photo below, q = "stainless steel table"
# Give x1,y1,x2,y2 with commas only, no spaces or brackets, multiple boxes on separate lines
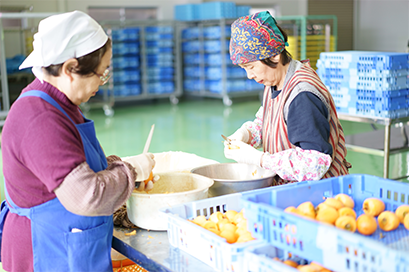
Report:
338,113,409,179
112,227,215,272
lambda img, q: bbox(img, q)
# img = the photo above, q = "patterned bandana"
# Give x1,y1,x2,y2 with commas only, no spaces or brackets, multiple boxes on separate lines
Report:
230,11,288,65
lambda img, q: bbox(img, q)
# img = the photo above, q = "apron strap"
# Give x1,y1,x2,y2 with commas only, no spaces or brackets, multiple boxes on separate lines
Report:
3,182,31,218
18,90,76,124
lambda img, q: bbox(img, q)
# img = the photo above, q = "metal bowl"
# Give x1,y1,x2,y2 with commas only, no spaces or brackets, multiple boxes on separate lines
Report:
191,163,275,197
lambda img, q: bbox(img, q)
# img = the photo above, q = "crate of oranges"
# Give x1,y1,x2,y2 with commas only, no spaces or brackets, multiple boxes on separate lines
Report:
161,192,264,272
241,174,409,272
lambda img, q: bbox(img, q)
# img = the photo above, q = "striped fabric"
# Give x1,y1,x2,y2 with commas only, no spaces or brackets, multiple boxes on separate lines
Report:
262,61,350,184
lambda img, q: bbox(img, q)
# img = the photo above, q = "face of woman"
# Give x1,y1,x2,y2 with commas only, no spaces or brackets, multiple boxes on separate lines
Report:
239,54,287,89
71,49,112,105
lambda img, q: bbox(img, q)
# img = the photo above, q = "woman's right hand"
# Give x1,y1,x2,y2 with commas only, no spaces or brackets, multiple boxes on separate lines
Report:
122,153,155,181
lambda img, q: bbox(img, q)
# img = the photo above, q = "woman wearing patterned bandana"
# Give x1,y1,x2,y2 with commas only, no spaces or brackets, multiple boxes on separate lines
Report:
224,11,351,185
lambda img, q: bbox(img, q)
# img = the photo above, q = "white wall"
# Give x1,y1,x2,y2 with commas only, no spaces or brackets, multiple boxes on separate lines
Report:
353,0,409,52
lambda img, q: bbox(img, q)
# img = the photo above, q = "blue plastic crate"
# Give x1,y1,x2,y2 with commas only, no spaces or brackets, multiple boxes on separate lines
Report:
205,66,246,80
145,33,173,40
184,53,201,65
145,26,173,33
112,42,139,56
174,4,199,21
111,27,140,42
244,243,308,272
317,63,409,78
146,54,174,67
183,79,204,92
318,51,409,70
182,40,201,52
113,83,141,96
200,2,237,20
113,69,140,83
236,5,250,17
182,27,201,40
146,40,174,48
203,26,231,39
147,67,174,81
332,93,408,112
241,174,409,272
204,40,230,53
204,53,233,66
112,56,139,69
336,105,409,118
184,66,203,78
321,74,409,91
246,80,264,91
206,79,247,93
145,47,173,54
147,81,174,94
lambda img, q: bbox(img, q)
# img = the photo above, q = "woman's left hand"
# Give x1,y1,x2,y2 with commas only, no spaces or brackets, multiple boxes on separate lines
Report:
224,140,264,166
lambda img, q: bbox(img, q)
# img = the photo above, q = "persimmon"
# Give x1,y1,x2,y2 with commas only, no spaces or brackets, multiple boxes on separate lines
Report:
404,213,409,230
338,207,357,219
297,201,316,219
335,215,357,232
297,265,321,272
236,232,255,243
335,193,355,209
224,210,238,222
363,198,385,216
323,198,344,210
283,259,298,268
395,205,409,223
315,203,339,225
309,261,332,272
209,211,224,224
192,215,207,226
377,211,399,231
284,206,298,214
356,214,377,235
219,229,238,244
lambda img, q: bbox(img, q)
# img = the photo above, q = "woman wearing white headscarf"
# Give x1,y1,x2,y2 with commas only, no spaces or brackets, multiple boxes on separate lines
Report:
0,11,153,271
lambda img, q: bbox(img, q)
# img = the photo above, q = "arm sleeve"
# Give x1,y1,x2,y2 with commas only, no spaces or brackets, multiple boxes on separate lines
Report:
54,160,136,216
262,147,332,181
287,92,333,156
242,106,264,149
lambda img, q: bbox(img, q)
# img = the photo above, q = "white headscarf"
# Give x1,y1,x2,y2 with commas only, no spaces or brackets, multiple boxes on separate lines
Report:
19,10,108,82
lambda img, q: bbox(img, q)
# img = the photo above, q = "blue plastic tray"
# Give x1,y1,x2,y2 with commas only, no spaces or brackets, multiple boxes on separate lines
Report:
113,83,141,96
183,79,204,92
182,27,201,40
204,53,233,66
111,27,140,42
319,51,409,70
205,66,246,80
113,69,140,83
112,56,139,69
147,81,174,94
147,67,174,81
174,4,199,21
203,26,231,39
241,174,409,272
184,53,202,65
112,42,139,56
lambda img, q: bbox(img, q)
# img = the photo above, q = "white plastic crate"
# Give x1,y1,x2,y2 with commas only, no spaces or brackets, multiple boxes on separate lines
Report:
161,193,264,272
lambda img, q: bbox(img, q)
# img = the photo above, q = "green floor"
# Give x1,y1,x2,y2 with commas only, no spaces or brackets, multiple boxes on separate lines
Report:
0,96,408,201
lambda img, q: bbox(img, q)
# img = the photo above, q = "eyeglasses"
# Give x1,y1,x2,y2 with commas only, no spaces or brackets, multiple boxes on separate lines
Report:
93,69,111,85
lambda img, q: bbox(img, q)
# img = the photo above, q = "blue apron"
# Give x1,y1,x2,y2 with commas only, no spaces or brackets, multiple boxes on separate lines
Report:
0,90,112,272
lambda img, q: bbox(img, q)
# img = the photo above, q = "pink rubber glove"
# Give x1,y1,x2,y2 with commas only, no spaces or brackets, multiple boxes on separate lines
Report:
224,140,264,166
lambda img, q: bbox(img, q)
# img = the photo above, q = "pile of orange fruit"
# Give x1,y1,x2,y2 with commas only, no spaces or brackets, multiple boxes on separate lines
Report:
274,258,332,272
284,193,409,235
189,209,255,244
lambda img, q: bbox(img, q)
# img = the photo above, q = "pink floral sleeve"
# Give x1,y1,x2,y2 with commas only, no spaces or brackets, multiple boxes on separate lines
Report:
242,106,264,149
261,147,332,181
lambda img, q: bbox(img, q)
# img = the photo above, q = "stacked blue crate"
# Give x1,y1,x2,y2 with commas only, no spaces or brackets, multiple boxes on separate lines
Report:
145,26,175,94
111,27,141,97
317,51,409,118
174,2,250,21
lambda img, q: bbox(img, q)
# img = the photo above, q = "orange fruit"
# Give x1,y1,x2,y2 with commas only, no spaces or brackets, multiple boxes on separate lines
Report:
323,198,344,210
335,215,357,232
356,214,377,235
363,198,385,216
395,205,409,223
220,222,237,233
297,201,316,219
297,265,321,272
377,211,399,231
224,210,238,222
236,232,255,243
217,218,231,231
335,193,355,208
209,212,224,224
284,206,298,214
315,203,339,225
338,207,357,219
283,259,298,268
192,215,207,226
309,261,331,272
404,213,409,230
220,229,238,244
233,212,245,225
